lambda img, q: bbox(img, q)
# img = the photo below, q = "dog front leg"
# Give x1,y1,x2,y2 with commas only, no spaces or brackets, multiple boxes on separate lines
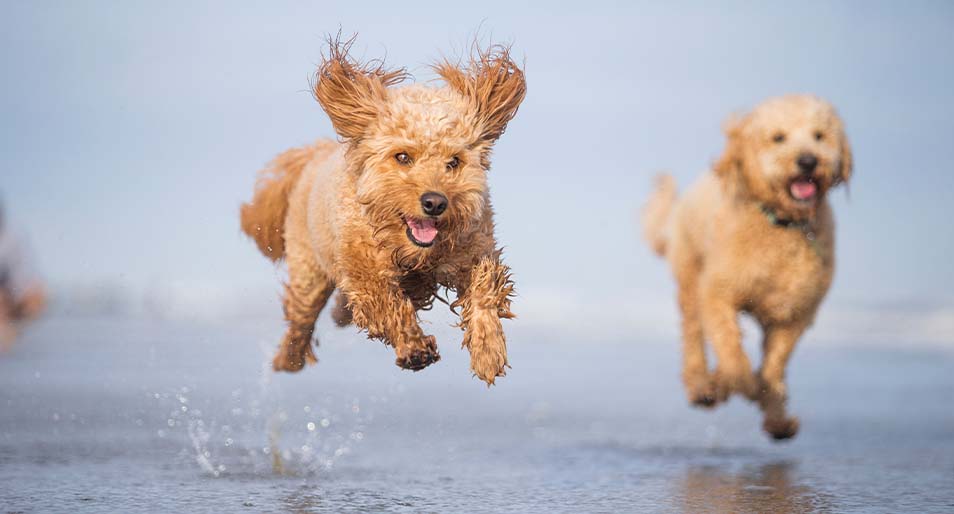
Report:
340,274,440,371
700,293,759,402
456,253,514,385
757,323,806,440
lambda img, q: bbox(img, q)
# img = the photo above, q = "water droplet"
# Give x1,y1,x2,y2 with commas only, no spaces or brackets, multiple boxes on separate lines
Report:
320,418,330,428
225,438,233,447
307,422,316,431
167,419,175,427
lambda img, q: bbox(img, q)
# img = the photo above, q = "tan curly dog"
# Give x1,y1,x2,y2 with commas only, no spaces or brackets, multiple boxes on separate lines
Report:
643,95,853,439
241,36,525,385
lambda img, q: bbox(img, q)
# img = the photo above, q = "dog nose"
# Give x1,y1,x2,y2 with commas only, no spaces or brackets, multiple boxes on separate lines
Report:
797,153,818,174
420,192,448,216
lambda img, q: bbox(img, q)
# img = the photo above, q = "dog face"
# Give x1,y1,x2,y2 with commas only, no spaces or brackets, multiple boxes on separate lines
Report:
715,95,853,219
312,37,525,267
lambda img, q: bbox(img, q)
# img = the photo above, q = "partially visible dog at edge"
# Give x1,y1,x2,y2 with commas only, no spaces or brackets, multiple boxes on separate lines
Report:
642,95,853,439
240,35,525,385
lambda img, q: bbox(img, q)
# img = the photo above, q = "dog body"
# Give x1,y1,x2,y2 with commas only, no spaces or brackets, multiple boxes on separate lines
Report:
643,95,852,439
242,40,525,385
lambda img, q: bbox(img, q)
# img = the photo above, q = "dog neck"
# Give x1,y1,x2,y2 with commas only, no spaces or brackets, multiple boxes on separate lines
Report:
759,204,812,230
758,204,826,258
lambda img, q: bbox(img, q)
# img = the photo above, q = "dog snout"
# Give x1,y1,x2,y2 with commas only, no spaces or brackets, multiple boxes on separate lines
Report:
420,192,448,216
796,153,818,174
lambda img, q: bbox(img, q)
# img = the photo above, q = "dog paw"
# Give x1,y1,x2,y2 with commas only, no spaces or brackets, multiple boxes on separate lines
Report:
714,366,760,402
470,348,508,386
395,335,441,371
763,416,800,441
683,372,720,408
272,338,318,373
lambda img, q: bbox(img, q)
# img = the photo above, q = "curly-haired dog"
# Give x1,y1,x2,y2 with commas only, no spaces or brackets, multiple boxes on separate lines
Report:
240,37,525,385
643,95,853,439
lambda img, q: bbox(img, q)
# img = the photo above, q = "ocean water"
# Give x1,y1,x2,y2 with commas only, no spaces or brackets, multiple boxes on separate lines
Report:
1,316,953,513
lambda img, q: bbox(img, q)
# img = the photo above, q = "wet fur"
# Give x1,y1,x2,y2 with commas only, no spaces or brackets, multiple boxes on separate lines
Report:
241,35,524,385
642,95,853,439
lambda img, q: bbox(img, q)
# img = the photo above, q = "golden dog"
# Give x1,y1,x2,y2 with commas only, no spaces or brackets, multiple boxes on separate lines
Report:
643,95,853,439
241,36,525,385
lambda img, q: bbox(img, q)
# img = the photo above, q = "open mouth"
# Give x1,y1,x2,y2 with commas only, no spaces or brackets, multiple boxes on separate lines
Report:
789,177,818,203
404,216,438,247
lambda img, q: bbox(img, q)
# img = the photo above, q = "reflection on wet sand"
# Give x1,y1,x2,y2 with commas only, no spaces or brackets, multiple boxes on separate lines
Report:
679,461,833,514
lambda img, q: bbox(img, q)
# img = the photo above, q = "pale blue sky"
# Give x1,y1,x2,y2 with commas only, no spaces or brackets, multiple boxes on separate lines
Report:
2,1,953,341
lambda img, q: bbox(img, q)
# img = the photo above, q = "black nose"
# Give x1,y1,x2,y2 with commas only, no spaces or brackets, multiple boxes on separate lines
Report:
797,153,818,174
420,192,448,216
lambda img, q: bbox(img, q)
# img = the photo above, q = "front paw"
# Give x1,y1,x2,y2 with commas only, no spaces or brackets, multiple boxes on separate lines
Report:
763,416,800,440
714,365,760,401
470,346,508,386
683,371,720,408
395,335,441,371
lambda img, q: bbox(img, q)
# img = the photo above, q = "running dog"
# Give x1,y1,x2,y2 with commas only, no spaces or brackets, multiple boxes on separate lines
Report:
643,95,853,439
241,36,525,385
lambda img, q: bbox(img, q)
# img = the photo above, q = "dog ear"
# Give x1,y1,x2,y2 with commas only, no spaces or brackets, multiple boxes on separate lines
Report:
434,44,526,144
713,113,748,178
312,34,408,142
835,132,853,186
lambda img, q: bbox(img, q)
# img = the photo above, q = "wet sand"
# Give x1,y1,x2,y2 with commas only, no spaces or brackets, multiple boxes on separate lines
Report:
1,317,953,513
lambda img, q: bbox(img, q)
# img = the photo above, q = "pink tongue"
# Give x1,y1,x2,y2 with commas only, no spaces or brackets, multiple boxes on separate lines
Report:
408,218,438,244
790,180,817,200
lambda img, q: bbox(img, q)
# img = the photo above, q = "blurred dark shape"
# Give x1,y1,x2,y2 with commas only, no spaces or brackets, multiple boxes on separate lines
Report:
0,201,47,352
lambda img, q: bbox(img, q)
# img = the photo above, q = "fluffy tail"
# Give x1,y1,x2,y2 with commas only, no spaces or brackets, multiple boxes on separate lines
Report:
240,145,315,261
641,174,677,257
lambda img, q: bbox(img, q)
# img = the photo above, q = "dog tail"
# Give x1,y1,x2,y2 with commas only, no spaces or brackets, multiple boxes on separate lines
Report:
240,145,315,261
641,174,677,257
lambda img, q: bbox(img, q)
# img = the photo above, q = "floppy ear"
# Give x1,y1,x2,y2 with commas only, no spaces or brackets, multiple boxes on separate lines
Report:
312,34,408,142
835,132,853,186
434,44,527,144
712,113,748,178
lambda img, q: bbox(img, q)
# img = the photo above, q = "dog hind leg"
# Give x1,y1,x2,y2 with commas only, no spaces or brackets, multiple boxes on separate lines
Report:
330,291,353,327
273,242,334,372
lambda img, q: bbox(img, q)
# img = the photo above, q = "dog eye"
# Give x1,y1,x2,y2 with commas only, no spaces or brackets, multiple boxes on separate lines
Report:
394,152,411,165
772,132,786,143
814,131,824,141
446,156,461,171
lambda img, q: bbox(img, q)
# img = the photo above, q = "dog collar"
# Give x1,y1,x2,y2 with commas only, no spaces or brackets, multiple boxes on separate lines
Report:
760,205,808,229
760,205,824,258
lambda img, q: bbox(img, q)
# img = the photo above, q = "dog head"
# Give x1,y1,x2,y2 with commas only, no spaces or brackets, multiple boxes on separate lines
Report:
312,35,525,268
714,95,853,221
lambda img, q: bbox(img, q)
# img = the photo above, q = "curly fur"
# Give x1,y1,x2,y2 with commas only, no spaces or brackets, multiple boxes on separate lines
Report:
241,35,525,384
642,95,853,439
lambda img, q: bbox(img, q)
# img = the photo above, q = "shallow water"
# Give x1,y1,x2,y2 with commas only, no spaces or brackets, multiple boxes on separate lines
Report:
1,317,953,513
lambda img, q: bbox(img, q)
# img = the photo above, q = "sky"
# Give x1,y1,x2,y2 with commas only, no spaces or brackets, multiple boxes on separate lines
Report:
1,1,953,344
